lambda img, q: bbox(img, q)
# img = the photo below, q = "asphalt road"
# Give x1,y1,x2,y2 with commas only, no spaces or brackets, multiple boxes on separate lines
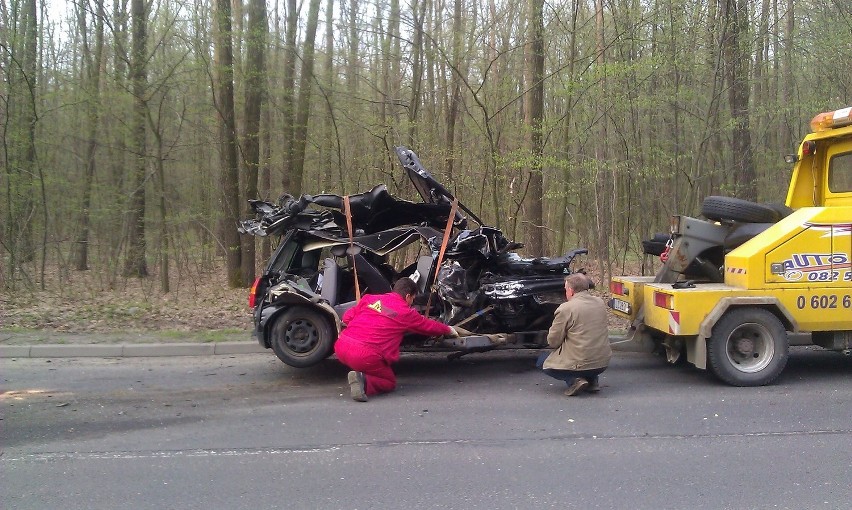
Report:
2,348,851,509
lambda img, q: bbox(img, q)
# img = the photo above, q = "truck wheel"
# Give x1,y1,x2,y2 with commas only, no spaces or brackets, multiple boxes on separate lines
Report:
706,308,788,386
702,196,779,223
269,307,335,368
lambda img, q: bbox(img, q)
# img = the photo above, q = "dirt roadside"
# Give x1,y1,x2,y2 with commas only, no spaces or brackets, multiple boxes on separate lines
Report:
0,271,254,346
0,265,628,347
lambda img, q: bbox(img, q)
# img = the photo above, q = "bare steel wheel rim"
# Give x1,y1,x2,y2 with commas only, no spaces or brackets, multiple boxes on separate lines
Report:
725,322,775,373
285,319,319,354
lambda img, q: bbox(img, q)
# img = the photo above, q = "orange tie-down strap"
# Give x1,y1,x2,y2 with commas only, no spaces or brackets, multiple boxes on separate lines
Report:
343,195,360,302
425,197,459,316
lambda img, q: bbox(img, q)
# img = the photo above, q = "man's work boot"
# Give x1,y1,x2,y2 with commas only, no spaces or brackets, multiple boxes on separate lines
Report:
564,378,589,396
348,371,368,402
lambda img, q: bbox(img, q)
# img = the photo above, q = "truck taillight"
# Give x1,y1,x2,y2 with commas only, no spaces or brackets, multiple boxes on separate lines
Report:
810,106,852,132
610,281,625,295
653,291,673,310
248,277,262,308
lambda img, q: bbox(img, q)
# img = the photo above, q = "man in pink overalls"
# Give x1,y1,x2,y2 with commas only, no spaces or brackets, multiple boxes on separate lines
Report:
334,277,457,402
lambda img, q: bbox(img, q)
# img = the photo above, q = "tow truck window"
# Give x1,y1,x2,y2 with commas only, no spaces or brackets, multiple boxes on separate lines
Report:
828,151,852,193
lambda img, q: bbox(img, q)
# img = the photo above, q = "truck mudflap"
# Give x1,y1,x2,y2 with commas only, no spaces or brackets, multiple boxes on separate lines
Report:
608,308,657,353
608,309,691,365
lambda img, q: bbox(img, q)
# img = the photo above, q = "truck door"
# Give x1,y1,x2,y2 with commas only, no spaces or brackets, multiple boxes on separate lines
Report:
825,140,852,284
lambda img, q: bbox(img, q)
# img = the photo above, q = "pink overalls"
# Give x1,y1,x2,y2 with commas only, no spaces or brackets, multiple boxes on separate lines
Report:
334,292,451,395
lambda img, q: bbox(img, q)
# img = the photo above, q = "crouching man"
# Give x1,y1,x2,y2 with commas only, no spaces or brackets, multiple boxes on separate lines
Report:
334,277,457,402
537,273,612,396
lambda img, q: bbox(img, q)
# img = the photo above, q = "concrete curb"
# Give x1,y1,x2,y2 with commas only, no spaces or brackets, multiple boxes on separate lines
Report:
0,342,268,358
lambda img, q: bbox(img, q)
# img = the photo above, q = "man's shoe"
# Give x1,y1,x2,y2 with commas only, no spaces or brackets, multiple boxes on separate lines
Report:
585,380,601,393
564,378,589,396
347,371,368,402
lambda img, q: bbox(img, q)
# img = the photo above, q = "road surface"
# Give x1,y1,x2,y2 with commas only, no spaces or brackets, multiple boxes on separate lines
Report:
2,348,850,509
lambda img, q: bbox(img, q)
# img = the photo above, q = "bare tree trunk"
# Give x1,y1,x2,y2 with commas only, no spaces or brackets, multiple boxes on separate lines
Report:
280,0,297,189
558,0,579,255
754,0,770,148
445,0,462,180
346,0,359,96
149,112,169,292
74,0,105,271
323,0,338,191
107,0,129,265
260,98,272,262
524,0,544,256
215,0,242,286
722,0,757,200
379,10,389,134
780,0,795,151
407,0,426,147
389,0,401,127
593,0,610,284
124,0,148,277
231,0,244,80
288,0,322,195
3,0,39,285
261,0,279,262
705,0,724,197
240,0,267,286
424,0,436,138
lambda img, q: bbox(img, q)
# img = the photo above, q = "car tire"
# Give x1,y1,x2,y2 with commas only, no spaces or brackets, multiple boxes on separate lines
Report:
763,202,794,220
706,308,788,386
269,307,335,368
701,196,779,223
642,232,669,256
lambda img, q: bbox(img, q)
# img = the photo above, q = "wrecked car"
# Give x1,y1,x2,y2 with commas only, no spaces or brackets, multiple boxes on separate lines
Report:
238,146,589,368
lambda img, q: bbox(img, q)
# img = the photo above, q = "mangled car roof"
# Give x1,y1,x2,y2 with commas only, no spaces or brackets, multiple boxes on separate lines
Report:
239,146,479,239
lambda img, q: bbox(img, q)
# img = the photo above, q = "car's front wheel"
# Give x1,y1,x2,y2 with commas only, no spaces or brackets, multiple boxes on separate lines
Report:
269,307,335,368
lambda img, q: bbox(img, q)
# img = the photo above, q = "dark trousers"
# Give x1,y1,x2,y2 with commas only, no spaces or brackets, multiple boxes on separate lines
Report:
536,351,606,386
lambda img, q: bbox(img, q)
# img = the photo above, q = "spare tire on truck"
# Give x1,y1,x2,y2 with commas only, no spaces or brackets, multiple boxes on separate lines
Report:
702,196,779,223
642,232,670,256
763,202,794,219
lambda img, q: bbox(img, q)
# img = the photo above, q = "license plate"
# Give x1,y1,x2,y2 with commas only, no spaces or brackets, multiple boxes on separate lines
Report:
610,298,631,314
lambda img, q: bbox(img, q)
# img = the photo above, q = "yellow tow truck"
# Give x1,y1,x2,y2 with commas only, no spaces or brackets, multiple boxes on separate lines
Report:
609,106,852,386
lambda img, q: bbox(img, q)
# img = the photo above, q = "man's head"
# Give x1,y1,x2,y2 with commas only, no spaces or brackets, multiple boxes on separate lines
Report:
564,273,591,299
393,277,419,305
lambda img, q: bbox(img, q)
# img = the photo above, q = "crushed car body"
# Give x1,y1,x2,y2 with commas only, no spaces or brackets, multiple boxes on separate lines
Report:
238,146,589,368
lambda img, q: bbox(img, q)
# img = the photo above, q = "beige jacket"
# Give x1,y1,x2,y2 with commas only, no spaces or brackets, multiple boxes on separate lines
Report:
543,291,611,371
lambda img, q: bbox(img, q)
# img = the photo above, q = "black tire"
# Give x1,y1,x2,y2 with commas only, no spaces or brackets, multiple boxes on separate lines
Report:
269,307,335,368
763,202,794,219
702,196,779,223
642,232,669,256
706,308,788,386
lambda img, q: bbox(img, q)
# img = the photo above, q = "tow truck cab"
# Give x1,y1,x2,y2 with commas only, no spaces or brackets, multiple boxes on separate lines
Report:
609,106,852,386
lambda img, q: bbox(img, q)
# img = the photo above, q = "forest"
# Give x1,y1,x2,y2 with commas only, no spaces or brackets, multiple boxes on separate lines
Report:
2,0,851,295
